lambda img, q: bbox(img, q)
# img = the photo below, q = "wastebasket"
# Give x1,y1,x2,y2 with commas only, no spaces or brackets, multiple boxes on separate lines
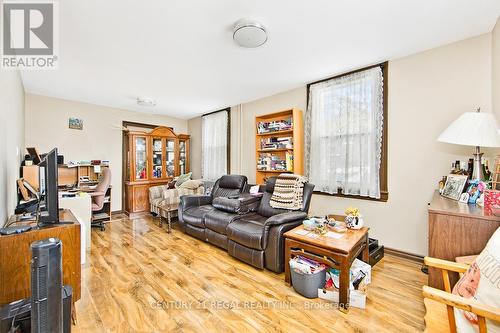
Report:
290,265,326,299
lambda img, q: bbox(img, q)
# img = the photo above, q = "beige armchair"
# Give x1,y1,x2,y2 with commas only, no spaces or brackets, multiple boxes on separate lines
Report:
149,182,204,233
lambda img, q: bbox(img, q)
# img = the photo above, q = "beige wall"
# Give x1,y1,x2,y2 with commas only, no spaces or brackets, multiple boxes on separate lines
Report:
25,94,188,212
189,33,494,255
188,116,202,179
0,70,25,226
493,17,500,117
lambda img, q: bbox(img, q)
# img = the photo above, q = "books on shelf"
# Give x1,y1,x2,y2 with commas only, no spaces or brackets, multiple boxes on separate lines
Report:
259,136,293,150
255,109,303,184
257,153,287,171
257,151,294,172
286,152,293,171
256,117,293,134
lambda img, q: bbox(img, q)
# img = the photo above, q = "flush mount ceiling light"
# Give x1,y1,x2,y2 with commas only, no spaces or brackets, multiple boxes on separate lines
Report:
136,97,156,107
233,19,267,48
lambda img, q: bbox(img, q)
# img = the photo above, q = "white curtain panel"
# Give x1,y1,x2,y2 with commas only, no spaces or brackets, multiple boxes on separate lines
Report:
202,111,228,181
305,67,384,198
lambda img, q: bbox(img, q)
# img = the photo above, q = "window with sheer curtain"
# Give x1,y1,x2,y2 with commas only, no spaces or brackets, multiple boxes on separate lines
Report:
202,109,229,180
305,64,388,200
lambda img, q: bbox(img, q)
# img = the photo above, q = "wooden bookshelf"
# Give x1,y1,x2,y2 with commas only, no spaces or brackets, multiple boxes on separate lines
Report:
255,108,304,184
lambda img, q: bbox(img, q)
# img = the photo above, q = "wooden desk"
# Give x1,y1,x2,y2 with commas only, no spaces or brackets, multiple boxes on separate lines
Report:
428,191,500,289
0,209,81,305
284,226,369,312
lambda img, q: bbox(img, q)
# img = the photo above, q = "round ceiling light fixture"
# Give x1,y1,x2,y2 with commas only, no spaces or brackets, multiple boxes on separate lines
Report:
136,97,156,107
233,19,267,48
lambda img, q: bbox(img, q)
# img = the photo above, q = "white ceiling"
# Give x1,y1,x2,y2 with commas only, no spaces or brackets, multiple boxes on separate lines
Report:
21,0,500,119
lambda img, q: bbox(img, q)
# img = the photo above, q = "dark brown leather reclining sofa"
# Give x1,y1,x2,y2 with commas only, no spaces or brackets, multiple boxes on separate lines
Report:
178,175,314,273
178,175,248,240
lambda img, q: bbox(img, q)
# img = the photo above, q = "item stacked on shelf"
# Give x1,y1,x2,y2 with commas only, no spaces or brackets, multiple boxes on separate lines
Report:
259,136,293,150
255,109,303,184
257,117,293,134
290,255,327,274
257,153,286,171
257,152,293,171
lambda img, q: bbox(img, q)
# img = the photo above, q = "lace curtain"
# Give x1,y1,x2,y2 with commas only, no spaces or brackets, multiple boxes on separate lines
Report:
305,67,384,199
202,110,228,180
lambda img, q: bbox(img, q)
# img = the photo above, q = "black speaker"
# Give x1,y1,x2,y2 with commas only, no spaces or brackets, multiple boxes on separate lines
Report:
0,286,72,333
30,238,63,333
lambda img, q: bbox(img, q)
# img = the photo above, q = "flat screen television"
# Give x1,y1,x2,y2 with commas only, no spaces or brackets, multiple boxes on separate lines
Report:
38,148,59,225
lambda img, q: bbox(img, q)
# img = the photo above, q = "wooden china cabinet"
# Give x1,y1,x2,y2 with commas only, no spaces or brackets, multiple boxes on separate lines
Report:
123,126,190,215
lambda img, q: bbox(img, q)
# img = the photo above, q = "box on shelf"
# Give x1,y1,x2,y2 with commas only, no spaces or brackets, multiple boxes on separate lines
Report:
484,189,500,213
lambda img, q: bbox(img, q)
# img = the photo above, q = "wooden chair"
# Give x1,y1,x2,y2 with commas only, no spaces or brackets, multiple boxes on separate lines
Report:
423,257,500,332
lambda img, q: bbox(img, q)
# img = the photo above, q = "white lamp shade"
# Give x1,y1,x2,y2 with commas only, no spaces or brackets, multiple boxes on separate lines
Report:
438,112,500,147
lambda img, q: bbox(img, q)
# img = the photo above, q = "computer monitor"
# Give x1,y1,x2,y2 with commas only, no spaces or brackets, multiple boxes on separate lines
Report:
38,148,59,225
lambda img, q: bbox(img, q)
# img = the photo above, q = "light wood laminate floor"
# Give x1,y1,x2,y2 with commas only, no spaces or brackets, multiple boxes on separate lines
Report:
74,215,427,332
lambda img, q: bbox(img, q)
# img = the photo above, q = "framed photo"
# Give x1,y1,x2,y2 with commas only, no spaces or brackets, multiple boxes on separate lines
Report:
459,192,470,204
69,117,83,130
442,174,468,201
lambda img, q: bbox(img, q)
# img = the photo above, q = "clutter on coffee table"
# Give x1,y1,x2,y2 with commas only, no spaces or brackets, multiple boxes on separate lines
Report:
284,224,369,312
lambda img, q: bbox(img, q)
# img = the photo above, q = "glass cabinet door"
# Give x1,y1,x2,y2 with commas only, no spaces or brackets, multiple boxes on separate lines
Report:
152,138,163,179
166,139,175,177
135,136,147,180
179,140,186,175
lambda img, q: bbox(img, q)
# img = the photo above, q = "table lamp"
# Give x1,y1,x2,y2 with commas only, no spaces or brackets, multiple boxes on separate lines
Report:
438,108,500,181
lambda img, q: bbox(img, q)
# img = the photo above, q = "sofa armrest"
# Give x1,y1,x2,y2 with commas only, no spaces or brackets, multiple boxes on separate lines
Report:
265,211,307,226
149,185,168,201
179,195,212,211
212,194,261,214
265,220,304,273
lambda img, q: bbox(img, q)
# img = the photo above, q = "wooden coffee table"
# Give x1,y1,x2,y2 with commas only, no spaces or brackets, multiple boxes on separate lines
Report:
284,225,369,312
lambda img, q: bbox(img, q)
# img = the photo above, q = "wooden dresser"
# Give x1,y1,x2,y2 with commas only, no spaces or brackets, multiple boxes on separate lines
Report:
0,209,81,305
428,191,500,289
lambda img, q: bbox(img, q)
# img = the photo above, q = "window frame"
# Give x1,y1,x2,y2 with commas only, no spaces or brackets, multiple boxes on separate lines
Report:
201,107,231,177
306,62,388,202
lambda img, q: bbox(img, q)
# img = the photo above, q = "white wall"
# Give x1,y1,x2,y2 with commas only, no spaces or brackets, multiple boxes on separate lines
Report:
187,116,202,179
25,94,188,212
493,17,500,117
0,70,25,226
189,33,495,256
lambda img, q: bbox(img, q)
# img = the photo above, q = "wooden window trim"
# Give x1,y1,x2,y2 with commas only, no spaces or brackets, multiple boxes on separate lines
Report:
306,62,389,202
202,107,231,174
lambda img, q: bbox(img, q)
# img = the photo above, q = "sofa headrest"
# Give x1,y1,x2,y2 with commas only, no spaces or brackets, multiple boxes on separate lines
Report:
265,177,277,193
218,175,248,189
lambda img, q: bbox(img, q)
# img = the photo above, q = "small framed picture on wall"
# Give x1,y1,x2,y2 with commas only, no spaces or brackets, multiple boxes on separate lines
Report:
442,174,468,201
69,117,83,130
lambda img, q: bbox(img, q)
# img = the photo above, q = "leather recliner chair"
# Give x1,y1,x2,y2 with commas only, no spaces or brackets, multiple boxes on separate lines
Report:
226,177,314,273
178,175,248,241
